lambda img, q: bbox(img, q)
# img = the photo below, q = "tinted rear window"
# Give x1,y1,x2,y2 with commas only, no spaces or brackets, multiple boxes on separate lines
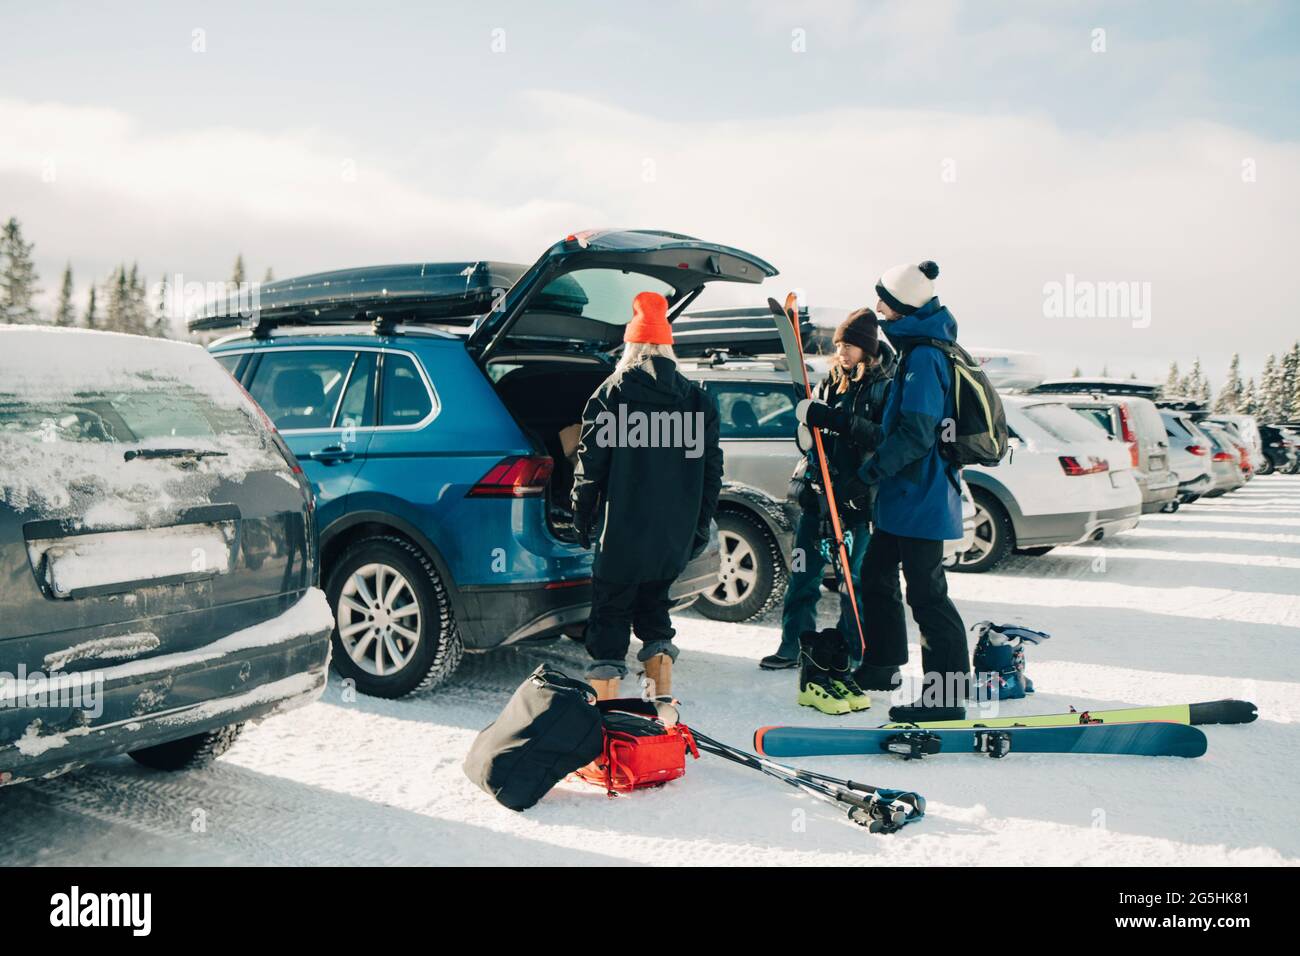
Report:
381,353,433,426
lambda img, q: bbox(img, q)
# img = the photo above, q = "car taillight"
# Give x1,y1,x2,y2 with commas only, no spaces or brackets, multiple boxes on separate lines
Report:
1185,444,1207,456
1059,455,1109,476
468,455,554,497
1212,450,1234,462
1117,402,1139,467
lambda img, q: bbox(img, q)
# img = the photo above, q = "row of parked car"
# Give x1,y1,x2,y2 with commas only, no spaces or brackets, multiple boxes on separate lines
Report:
685,371,1296,623
3,228,1293,791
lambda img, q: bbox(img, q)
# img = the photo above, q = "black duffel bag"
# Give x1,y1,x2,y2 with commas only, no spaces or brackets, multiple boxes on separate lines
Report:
463,664,605,811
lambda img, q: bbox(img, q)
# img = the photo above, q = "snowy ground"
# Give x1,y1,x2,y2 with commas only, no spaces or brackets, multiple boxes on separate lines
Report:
5,477,1299,866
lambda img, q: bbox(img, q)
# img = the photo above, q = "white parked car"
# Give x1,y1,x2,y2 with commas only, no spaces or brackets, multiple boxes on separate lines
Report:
949,394,1142,572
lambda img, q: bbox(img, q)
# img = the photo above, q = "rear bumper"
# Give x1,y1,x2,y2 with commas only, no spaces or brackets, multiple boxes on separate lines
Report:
0,589,332,786
1177,472,1214,499
458,543,722,650
1014,502,1141,548
1137,470,1180,513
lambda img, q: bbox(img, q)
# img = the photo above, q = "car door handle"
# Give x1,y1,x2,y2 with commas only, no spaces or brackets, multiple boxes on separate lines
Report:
309,445,355,464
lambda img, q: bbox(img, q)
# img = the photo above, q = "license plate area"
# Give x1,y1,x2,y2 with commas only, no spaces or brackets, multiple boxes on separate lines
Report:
24,506,239,600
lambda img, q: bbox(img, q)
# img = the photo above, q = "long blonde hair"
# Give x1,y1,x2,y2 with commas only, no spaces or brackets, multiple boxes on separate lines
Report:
613,341,677,384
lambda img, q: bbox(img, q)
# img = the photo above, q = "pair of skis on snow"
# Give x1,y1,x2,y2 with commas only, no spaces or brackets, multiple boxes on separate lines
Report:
753,699,1258,759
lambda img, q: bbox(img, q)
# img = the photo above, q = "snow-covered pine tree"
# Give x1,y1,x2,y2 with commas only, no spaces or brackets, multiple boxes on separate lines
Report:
84,286,97,329
1241,378,1257,415
1099,364,1110,377
232,254,246,286
263,266,274,283
103,265,128,333
126,263,150,335
54,263,76,326
1259,355,1281,421
1281,342,1300,420
1164,361,1181,398
1214,354,1243,413
152,272,171,338
1070,366,1082,377
1290,346,1300,421
0,217,42,324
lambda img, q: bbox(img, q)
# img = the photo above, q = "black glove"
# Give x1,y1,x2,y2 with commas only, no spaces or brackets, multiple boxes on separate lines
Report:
833,472,872,510
803,401,853,435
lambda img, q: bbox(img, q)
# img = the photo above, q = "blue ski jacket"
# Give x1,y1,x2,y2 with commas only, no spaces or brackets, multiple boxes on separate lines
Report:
858,298,962,541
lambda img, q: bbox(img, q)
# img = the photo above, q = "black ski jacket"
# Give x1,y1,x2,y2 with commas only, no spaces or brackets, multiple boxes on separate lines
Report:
572,356,723,583
798,343,896,515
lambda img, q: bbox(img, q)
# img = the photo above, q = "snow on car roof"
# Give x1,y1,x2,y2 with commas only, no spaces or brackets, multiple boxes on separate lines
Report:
0,325,245,406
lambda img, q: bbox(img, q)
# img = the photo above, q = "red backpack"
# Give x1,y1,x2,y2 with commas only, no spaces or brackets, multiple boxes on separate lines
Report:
575,699,698,795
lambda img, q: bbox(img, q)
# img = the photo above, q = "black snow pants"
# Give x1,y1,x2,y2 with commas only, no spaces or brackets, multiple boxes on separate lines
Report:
858,528,970,683
584,577,678,680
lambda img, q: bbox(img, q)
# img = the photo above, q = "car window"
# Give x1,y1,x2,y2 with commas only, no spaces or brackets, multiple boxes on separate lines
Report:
1072,405,1116,437
247,350,355,431
1025,403,1111,443
215,353,242,377
532,269,675,324
713,382,798,439
336,351,377,429
381,353,433,426
0,389,254,444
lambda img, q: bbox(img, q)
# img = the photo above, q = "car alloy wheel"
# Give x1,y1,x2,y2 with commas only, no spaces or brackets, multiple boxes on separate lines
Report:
336,562,422,676
714,528,759,605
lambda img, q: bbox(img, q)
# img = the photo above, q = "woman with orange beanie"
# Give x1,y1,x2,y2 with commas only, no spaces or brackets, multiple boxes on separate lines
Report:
571,291,724,700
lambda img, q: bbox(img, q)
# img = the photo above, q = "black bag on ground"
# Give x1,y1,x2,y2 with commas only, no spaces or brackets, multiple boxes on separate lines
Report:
463,664,605,811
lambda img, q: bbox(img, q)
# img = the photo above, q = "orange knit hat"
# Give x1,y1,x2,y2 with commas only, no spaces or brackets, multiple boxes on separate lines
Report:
624,291,673,345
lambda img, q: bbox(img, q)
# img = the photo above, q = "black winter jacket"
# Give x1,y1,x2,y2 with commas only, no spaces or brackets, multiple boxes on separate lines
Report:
571,356,724,583
798,343,896,515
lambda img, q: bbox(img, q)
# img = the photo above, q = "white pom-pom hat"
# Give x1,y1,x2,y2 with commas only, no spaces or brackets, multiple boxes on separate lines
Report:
876,260,940,315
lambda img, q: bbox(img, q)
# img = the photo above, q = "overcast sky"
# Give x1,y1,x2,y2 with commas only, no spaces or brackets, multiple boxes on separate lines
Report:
2,0,1296,384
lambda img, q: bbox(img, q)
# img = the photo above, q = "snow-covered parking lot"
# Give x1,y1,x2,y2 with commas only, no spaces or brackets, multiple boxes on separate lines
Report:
5,477,1298,867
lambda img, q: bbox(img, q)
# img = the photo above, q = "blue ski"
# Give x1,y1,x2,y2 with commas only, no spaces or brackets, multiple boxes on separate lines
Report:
754,721,1207,759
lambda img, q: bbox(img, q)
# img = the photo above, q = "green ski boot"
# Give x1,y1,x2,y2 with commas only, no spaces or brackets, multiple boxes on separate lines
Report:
797,630,852,716
824,628,872,712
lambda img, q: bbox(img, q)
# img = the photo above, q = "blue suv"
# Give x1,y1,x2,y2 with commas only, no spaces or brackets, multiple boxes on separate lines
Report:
196,230,778,697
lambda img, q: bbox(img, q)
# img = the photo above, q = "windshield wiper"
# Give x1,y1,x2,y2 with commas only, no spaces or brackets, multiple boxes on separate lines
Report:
124,448,228,462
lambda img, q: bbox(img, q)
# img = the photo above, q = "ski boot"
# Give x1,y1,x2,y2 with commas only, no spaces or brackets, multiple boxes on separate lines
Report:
971,621,1049,702
824,629,871,711
797,630,851,715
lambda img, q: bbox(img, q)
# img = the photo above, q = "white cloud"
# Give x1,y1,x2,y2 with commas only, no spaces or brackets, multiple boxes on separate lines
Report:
1,91,1296,381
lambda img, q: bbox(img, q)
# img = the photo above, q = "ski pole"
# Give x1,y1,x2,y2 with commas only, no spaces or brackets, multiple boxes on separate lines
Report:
691,729,917,833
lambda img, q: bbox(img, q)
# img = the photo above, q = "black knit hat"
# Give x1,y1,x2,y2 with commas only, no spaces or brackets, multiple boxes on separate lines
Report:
833,307,880,356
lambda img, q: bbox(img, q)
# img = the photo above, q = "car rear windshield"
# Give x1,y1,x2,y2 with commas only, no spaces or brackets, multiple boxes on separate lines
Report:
534,269,675,324
1024,403,1111,444
0,388,257,444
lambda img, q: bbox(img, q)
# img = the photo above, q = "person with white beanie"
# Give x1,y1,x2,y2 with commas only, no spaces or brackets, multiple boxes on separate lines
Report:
851,259,972,721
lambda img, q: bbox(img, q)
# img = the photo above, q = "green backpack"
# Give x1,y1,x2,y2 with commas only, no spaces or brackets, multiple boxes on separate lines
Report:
901,338,1009,467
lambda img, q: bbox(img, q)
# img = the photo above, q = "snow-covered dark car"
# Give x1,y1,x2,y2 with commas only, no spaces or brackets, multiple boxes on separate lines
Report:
0,327,333,787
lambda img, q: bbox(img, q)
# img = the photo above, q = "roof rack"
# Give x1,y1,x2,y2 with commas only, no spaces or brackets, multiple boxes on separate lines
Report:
672,305,815,359
187,261,527,337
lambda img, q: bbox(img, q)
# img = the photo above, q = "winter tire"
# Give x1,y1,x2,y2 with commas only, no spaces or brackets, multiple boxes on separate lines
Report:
326,535,464,698
696,510,785,623
948,489,1014,573
129,723,245,771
